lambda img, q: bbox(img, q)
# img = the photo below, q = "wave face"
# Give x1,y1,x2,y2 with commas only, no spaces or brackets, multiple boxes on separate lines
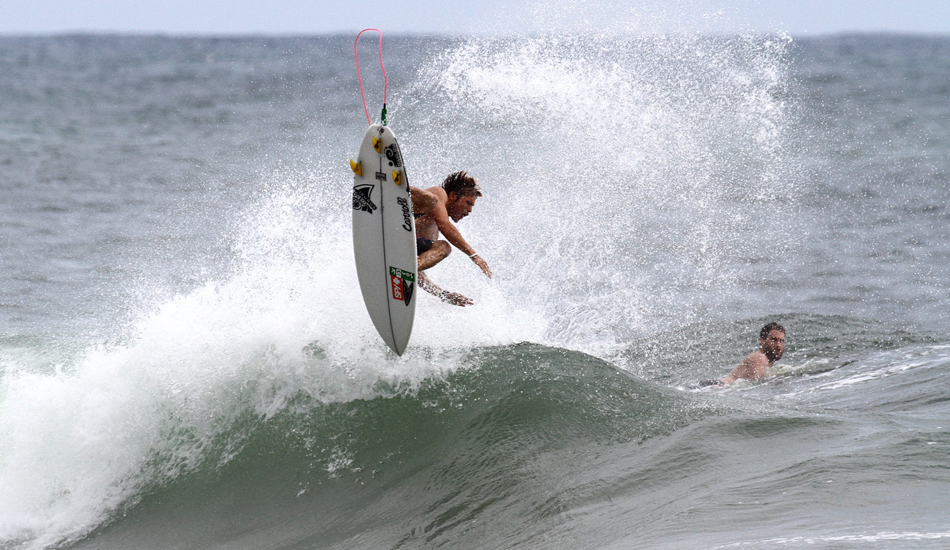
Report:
56,344,716,550
2,32,950,550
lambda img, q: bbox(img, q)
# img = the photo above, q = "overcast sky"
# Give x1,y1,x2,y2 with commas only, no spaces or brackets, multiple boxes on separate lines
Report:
2,0,949,36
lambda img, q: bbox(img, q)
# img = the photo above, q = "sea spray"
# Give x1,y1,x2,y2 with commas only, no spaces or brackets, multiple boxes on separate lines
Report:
400,33,796,352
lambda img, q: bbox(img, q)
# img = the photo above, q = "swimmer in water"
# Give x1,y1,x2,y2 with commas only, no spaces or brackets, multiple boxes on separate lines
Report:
697,322,786,387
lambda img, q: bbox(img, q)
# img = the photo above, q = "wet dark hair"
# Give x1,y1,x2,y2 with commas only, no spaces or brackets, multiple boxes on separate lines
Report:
442,171,482,197
760,322,785,340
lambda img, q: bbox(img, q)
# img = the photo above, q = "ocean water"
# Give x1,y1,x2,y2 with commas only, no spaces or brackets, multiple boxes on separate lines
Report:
0,31,948,549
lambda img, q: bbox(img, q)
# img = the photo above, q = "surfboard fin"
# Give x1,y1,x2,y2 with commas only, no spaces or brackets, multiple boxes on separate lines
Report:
392,170,403,186
372,136,382,153
349,159,363,177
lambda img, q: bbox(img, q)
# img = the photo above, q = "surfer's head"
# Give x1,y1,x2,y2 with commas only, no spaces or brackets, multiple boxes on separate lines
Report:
442,171,482,198
759,322,786,362
443,171,481,222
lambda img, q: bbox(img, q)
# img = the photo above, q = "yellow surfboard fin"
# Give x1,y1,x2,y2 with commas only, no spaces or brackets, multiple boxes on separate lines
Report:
349,159,362,177
392,170,403,186
372,136,382,153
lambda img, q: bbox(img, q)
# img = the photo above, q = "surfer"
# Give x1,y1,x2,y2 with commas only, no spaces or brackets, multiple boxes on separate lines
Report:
409,171,492,307
698,322,786,386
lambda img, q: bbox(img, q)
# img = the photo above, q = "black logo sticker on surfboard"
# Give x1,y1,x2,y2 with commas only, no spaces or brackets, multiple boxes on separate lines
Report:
353,184,377,214
384,144,403,167
397,197,412,232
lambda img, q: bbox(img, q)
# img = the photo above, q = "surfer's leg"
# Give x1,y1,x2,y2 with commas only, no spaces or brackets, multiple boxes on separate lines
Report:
418,240,450,271
410,186,437,216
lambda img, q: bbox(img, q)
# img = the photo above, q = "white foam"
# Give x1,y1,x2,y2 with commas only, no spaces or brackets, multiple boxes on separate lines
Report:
717,530,950,547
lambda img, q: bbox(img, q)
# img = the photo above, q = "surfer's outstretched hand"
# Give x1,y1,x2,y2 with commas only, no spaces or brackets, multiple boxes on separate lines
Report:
443,291,474,307
472,255,492,278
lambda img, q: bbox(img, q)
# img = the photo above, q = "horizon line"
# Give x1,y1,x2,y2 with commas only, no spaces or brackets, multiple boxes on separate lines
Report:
1,29,949,39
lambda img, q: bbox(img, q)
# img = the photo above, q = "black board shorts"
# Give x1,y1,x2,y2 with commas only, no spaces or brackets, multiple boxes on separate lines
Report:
416,237,433,256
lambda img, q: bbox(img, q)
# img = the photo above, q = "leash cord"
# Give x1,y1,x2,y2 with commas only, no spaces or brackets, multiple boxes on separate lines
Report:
354,29,388,126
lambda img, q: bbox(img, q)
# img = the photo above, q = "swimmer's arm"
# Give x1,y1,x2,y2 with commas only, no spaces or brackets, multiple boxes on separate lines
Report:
720,352,769,384
718,373,737,384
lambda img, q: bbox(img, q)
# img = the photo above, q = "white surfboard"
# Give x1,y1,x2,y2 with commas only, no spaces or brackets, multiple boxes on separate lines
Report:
351,124,417,355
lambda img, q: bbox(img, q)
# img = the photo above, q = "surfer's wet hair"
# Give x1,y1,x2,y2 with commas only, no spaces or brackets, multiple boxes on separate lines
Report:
760,322,785,340
442,171,482,197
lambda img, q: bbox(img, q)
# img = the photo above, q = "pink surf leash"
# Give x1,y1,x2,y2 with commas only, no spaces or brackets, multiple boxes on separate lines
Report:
354,28,388,126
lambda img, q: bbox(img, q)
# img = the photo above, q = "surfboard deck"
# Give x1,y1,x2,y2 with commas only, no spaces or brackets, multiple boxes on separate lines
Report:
351,124,417,355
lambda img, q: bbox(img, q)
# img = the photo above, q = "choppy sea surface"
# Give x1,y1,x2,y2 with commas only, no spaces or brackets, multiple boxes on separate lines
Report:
1,32,948,549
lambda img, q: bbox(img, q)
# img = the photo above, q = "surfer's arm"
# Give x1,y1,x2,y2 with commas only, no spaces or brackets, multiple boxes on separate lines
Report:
432,208,475,256
418,272,473,307
432,208,492,278
409,186,438,217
